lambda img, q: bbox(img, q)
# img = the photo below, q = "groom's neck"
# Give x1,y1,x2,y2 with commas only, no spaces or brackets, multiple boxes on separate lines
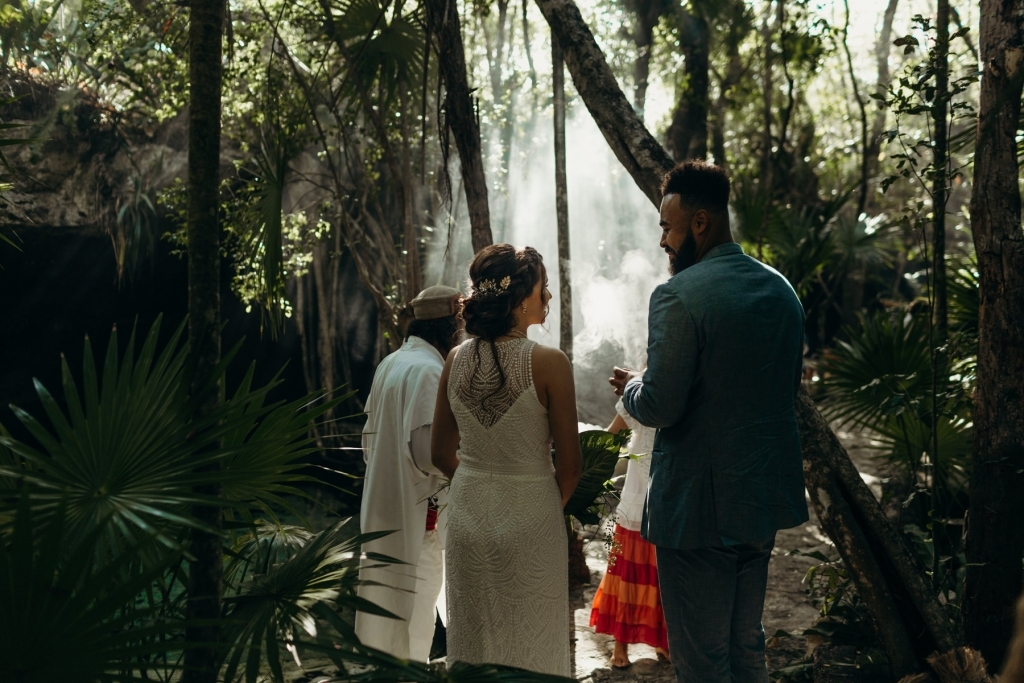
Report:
696,226,735,263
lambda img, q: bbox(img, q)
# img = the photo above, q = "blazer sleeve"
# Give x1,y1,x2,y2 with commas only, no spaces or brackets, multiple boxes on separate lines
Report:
622,284,698,429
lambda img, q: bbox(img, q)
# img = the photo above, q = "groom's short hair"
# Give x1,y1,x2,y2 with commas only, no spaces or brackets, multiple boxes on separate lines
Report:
661,161,730,216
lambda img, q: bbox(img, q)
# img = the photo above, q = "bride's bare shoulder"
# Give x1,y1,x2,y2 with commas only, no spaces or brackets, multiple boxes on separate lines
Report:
530,343,571,373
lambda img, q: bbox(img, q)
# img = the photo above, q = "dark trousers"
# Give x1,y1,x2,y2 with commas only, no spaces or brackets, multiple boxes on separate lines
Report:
656,534,776,683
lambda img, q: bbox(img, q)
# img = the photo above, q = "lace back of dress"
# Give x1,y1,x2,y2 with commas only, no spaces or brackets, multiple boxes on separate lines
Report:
452,339,534,428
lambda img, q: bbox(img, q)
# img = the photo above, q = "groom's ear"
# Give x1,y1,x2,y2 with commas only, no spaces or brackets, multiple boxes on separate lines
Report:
691,208,710,235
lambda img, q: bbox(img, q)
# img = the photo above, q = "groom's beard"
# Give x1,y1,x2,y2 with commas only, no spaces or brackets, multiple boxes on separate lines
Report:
668,232,698,275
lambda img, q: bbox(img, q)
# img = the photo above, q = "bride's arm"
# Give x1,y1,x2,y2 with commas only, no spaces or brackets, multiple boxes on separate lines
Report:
538,348,583,508
431,348,461,479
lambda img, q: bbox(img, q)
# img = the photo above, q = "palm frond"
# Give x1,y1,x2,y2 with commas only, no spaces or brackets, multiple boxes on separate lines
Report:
0,493,183,683
0,317,222,555
820,310,933,430
872,414,972,491
222,519,401,683
947,257,979,333
0,316,349,559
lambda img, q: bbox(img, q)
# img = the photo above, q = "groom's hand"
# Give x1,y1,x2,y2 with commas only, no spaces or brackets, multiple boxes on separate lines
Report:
609,366,638,397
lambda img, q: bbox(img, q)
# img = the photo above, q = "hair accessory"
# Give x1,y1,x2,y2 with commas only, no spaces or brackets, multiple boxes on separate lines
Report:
477,275,511,295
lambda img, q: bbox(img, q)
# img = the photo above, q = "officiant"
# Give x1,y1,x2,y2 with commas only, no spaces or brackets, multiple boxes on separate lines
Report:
355,285,463,661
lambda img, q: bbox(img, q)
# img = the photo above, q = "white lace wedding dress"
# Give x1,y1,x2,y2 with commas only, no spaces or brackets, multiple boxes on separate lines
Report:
445,337,570,676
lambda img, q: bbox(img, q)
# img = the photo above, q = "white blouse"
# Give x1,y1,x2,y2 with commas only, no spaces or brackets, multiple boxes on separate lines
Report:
614,398,657,531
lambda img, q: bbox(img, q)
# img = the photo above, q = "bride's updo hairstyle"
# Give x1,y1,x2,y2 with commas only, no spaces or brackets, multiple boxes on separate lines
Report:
461,244,545,404
462,244,545,340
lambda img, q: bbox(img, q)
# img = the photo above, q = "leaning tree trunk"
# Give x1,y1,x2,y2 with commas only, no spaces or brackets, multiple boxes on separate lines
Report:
427,0,493,252
532,0,673,207
962,0,1024,670
183,0,225,682
533,0,960,673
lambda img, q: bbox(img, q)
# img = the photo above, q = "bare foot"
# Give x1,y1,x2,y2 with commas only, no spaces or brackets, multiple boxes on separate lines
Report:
611,641,631,669
656,647,671,664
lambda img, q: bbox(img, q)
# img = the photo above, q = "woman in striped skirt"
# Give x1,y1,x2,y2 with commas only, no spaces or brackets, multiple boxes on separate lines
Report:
589,397,670,669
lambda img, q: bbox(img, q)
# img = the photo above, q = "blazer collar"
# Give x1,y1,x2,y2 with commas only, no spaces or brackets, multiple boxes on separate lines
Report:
701,242,743,262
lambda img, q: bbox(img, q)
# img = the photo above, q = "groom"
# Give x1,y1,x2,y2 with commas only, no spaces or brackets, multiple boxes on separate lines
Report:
611,161,808,683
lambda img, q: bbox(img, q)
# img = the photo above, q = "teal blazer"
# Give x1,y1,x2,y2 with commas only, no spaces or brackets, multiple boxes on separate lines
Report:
623,242,808,550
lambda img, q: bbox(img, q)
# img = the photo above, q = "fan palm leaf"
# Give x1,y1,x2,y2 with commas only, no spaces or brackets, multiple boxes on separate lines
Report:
221,518,402,683
947,257,979,333
0,318,224,555
819,310,933,430
217,362,353,522
0,493,183,683
0,316,349,558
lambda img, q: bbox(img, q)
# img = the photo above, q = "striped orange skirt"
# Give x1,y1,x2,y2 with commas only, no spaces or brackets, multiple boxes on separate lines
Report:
589,524,668,649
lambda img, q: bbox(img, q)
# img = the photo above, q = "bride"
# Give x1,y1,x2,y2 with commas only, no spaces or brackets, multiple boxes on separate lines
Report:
431,244,583,676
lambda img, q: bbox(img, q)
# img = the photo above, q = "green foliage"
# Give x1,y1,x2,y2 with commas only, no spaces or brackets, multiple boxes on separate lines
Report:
769,549,889,682
947,257,979,334
1,318,215,553
222,519,398,683
732,177,882,299
0,494,182,683
0,316,348,557
820,309,972,497
562,429,630,525
0,318,574,682
112,172,158,283
878,14,977,197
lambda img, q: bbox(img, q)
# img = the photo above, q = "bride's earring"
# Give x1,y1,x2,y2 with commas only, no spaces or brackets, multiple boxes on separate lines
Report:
522,304,528,314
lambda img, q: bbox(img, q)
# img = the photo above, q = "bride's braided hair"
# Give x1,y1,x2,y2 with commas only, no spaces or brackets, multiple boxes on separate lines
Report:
462,244,545,399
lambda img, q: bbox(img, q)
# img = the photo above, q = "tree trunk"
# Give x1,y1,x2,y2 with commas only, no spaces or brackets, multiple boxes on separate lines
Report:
666,5,709,161
428,0,493,252
536,0,961,672
532,0,675,206
867,0,899,205
522,0,539,96
400,81,423,296
841,0,869,219
931,0,950,341
183,1,225,682
553,34,572,362
759,3,777,181
795,390,957,676
629,0,662,120
962,0,1024,670
709,4,748,170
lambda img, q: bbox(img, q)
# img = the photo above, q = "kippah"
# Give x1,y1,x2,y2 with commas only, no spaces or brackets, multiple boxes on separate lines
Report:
411,285,462,320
